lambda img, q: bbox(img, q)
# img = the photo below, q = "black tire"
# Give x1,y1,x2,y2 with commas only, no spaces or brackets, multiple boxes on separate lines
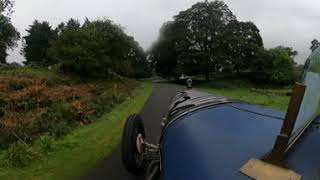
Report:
121,114,146,175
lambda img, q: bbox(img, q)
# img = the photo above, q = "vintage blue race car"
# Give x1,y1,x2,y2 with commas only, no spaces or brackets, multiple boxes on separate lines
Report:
121,89,320,180
121,47,320,180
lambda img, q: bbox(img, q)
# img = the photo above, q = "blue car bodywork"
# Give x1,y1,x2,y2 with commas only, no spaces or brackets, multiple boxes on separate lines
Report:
160,90,320,180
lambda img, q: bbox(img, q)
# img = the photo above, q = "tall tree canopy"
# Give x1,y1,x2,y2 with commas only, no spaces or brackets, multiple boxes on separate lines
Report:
48,18,150,78
149,21,185,79
0,0,19,63
22,20,57,65
174,0,236,80
150,0,263,81
150,0,297,85
0,0,13,15
222,21,263,72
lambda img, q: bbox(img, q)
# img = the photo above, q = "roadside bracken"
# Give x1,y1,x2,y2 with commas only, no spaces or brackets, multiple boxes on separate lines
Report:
0,68,137,151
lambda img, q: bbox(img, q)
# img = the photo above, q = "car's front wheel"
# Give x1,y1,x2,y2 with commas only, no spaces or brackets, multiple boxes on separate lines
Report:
121,114,146,175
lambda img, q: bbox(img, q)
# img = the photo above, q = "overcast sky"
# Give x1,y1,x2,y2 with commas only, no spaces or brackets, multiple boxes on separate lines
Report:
7,0,320,64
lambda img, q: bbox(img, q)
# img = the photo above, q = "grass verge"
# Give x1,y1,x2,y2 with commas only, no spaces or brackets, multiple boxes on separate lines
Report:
0,81,152,180
195,79,290,111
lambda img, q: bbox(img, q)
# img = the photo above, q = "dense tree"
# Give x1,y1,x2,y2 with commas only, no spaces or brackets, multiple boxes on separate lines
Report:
47,18,150,78
275,46,298,59
149,21,185,79
222,21,263,72
128,42,151,78
0,0,19,63
22,20,57,65
0,0,13,15
48,24,107,77
174,1,236,80
60,18,81,32
250,47,296,85
151,0,263,80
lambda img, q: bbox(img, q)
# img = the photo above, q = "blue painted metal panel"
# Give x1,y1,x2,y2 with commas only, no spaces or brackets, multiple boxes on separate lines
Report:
161,103,284,180
161,102,320,179
230,103,285,120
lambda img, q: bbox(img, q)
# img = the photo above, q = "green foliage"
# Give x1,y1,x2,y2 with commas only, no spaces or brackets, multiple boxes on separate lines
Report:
149,21,183,79
33,103,77,138
150,0,263,81
34,134,56,154
22,20,57,65
150,0,297,86
0,122,36,149
222,21,263,73
48,25,109,78
174,1,236,80
47,18,150,78
2,135,56,168
250,48,296,85
0,13,20,63
0,82,152,179
0,0,13,15
2,141,37,167
195,77,290,111
92,85,128,117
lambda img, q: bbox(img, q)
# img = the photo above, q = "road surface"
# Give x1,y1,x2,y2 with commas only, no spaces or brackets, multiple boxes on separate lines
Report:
81,83,180,180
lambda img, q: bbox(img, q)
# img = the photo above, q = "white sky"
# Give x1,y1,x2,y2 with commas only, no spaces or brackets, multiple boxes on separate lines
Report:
7,0,320,64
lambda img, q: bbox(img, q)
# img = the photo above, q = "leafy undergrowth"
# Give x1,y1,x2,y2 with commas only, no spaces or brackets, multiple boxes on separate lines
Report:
0,81,152,180
194,77,291,111
0,67,139,166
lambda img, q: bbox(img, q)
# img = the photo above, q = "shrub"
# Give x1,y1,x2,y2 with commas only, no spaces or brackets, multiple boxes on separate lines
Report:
250,48,295,85
50,121,72,138
2,141,37,167
111,90,126,104
33,102,77,138
92,91,113,117
34,134,56,154
0,123,34,149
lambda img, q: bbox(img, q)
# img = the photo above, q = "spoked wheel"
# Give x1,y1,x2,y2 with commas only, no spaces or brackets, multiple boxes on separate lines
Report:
121,114,146,175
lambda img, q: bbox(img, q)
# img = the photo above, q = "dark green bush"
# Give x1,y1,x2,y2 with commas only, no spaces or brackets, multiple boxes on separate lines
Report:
33,102,77,138
50,121,72,138
110,90,126,104
34,134,56,154
2,141,37,167
0,123,34,149
250,48,295,86
92,91,113,117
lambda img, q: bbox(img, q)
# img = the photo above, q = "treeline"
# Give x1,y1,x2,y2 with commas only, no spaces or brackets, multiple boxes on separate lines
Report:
149,1,301,85
1,0,151,79
21,18,151,78
1,0,304,84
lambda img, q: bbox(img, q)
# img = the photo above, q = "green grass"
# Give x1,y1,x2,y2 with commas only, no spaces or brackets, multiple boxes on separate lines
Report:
0,66,60,78
195,79,290,111
0,81,152,180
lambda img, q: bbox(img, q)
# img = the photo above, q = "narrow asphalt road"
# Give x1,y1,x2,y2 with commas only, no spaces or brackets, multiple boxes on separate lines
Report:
81,83,180,180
